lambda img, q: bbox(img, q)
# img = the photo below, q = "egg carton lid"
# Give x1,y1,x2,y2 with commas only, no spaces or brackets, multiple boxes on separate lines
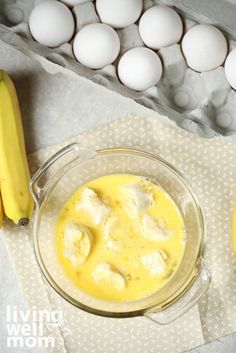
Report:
1,0,236,140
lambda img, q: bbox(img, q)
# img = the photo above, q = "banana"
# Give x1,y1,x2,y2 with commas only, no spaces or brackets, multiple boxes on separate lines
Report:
103,215,124,239
0,70,34,225
0,191,3,226
141,250,167,276
106,239,123,252
92,263,126,290
120,181,153,217
77,187,110,225
64,223,93,267
139,214,173,242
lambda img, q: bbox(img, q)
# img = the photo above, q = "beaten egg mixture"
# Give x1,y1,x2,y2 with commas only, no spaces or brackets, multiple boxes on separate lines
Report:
56,174,186,302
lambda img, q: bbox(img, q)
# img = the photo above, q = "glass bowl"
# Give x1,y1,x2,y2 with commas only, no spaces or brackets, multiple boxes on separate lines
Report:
30,143,210,324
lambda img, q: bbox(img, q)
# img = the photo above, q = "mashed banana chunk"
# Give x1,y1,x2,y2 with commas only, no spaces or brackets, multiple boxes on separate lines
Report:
139,214,173,242
64,223,93,267
93,263,126,290
141,250,167,276
77,187,110,225
120,181,153,217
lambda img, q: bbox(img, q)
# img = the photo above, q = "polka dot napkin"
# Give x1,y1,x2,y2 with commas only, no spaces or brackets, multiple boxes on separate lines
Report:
2,115,236,353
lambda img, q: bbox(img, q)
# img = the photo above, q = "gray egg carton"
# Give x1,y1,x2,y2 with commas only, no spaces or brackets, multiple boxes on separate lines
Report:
0,0,236,139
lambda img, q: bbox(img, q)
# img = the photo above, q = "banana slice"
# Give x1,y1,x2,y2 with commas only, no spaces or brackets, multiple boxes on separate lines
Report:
92,263,126,290
77,187,110,225
103,216,123,251
141,250,167,276
64,223,93,267
120,181,153,217
103,215,125,239
139,214,173,242
106,239,123,252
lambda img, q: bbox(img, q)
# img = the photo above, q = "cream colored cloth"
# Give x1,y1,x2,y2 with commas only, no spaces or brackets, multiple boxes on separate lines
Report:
2,115,236,353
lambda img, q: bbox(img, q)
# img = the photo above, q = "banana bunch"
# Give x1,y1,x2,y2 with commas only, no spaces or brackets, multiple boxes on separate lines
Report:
0,69,34,226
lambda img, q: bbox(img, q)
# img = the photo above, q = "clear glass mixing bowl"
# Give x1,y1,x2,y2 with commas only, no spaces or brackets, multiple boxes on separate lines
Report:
30,143,210,324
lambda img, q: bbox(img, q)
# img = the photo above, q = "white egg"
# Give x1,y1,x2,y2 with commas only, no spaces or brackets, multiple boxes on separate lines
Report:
96,0,143,29
139,6,183,50
225,49,236,90
118,47,162,91
182,24,228,72
29,1,75,48
73,23,120,69
60,0,90,6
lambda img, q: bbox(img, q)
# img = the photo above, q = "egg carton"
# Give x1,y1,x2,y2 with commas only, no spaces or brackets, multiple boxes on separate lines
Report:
1,0,236,139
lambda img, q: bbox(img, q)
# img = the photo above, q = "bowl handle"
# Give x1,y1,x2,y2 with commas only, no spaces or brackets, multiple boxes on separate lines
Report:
30,143,92,204
144,260,210,325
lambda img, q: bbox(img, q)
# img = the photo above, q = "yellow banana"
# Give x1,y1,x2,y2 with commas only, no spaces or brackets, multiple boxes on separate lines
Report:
0,191,3,226
0,69,34,225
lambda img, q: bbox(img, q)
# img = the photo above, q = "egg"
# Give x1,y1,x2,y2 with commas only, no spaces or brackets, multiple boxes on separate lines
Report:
225,49,236,90
29,1,75,48
73,23,120,69
118,47,162,91
182,24,228,72
60,0,90,6
139,6,183,50
96,0,143,29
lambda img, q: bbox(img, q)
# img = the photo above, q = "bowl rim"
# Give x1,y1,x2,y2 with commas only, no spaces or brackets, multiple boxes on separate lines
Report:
32,146,205,318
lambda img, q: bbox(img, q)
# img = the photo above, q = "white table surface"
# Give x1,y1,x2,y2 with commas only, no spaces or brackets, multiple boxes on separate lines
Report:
0,39,235,353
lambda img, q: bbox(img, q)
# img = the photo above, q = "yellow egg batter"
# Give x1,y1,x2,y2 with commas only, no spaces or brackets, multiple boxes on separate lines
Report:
56,174,186,302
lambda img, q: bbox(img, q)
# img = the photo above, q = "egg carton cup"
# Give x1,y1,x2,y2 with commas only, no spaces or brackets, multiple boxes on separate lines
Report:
1,0,236,139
